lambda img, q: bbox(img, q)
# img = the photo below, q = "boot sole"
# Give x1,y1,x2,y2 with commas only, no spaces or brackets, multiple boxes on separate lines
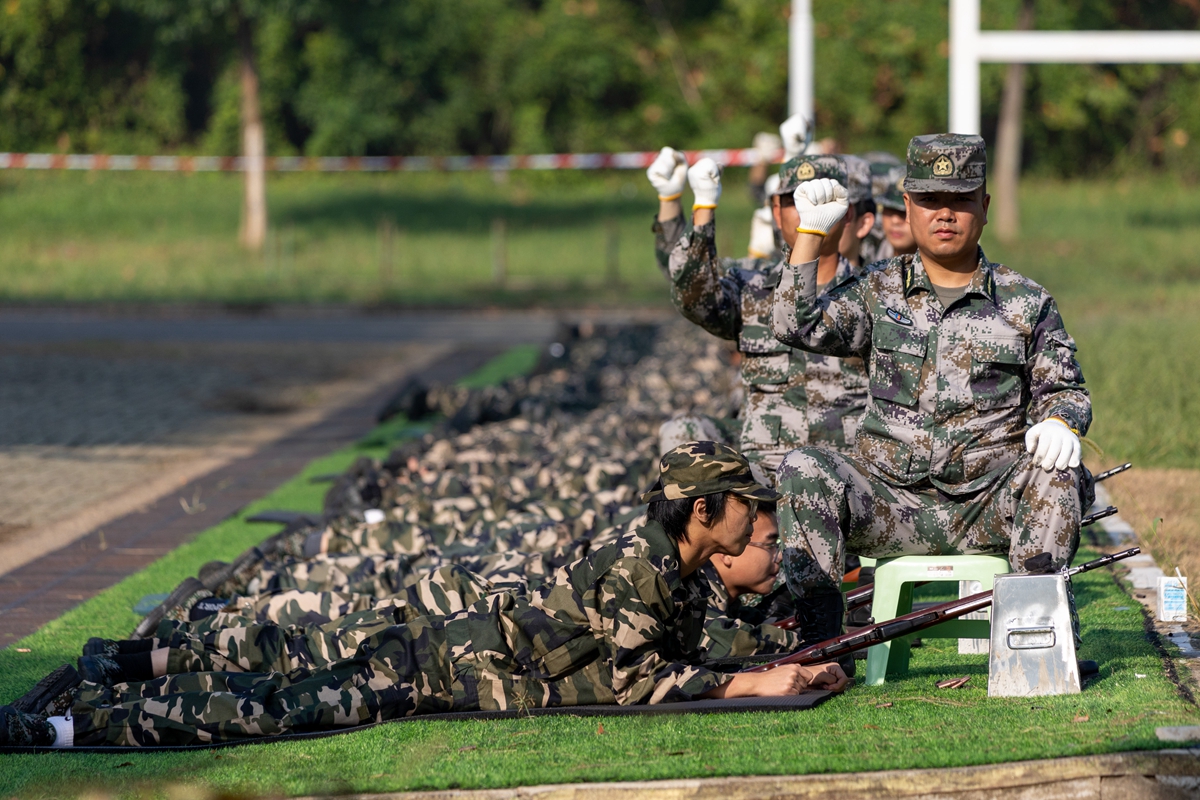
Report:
12,664,81,715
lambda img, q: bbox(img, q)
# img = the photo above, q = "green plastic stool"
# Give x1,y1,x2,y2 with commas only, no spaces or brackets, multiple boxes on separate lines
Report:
863,554,1010,685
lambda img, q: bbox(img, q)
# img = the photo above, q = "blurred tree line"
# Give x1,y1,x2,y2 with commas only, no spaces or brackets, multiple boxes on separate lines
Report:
1,0,1198,178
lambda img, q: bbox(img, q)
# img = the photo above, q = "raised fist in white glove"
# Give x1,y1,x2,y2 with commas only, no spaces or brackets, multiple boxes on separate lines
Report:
753,131,782,165
794,178,849,236
780,114,811,160
646,147,688,199
1025,418,1082,472
688,158,722,209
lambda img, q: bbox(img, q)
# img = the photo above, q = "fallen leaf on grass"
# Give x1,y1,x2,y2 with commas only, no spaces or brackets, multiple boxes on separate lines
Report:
1074,715,1089,723
458,745,477,752
596,723,605,735
14,648,29,653
875,702,893,708
863,724,880,730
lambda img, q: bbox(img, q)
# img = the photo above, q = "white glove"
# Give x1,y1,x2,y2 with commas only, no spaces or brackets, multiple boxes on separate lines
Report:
763,173,781,198
748,207,776,257
688,158,722,209
1025,419,1082,472
753,132,782,164
646,147,688,199
780,114,811,160
794,178,849,235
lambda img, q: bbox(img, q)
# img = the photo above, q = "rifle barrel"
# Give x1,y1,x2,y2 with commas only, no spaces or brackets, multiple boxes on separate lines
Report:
1094,463,1133,483
1081,506,1118,527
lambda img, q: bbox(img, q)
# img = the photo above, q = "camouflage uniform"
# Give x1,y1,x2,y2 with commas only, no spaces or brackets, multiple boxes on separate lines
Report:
770,134,1093,596
66,520,730,746
666,156,870,484
694,563,800,659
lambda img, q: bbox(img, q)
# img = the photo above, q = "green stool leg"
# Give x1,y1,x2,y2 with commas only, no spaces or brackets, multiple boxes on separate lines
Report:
865,561,910,686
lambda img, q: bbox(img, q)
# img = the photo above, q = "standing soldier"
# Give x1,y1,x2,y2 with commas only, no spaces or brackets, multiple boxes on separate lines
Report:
769,134,1093,646
660,154,870,484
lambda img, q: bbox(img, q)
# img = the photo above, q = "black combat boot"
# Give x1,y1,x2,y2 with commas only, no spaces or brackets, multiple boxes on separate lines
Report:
796,591,855,678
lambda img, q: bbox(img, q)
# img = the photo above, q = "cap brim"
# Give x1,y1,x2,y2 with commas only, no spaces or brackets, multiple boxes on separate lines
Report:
877,196,906,211
902,177,984,193
729,483,781,502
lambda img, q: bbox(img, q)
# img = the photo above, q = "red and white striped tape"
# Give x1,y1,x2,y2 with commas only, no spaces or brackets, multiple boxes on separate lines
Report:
0,148,777,173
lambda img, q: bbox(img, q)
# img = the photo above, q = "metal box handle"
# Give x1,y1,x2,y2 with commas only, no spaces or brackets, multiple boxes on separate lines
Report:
1006,626,1056,650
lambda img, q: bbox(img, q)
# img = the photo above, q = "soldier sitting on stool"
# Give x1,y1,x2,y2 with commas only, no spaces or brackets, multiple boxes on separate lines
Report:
768,133,1094,647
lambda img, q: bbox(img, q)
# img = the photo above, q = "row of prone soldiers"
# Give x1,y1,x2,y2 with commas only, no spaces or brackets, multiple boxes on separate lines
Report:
0,128,1094,750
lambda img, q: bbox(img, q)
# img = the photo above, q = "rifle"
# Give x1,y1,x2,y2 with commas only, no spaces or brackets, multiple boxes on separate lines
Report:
770,505,1121,632
1094,462,1132,483
744,547,1141,673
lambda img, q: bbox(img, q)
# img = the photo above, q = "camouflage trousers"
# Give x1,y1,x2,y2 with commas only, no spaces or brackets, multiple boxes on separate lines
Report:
247,552,424,597
170,565,508,639
70,617,613,747
775,447,1085,595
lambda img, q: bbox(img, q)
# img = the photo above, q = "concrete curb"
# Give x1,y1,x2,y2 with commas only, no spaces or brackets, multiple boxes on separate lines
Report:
308,748,1200,800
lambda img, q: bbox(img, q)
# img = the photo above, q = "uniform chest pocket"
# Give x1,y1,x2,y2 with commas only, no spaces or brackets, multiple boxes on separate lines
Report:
970,336,1025,410
869,321,927,407
740,352,791,391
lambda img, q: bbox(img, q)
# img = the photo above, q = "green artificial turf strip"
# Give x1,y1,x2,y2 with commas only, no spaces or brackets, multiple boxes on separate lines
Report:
0,548,1195,798
457,344,542,390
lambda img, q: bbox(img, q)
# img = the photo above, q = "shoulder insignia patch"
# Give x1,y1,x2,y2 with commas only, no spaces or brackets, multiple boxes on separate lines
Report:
932,155,954,177
886,308,914,326
797,162,816,180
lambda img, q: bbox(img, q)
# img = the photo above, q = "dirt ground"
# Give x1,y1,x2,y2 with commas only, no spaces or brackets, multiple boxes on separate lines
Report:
1102,466,1200,603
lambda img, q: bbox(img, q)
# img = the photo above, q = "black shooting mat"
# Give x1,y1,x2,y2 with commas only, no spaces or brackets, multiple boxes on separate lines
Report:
0,692,832,754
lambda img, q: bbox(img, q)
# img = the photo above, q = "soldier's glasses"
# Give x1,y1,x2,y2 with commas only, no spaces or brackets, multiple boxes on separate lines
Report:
746,541,780,558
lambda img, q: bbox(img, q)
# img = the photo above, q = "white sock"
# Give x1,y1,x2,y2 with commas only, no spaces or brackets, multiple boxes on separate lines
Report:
47,714,74,748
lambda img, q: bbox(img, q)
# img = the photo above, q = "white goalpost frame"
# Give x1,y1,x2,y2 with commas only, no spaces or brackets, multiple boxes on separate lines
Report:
949,0,1200,135
787,0,1200,136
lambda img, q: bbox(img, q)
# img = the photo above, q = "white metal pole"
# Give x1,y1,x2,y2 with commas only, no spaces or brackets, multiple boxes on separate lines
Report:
789,0,814,121
975,31,1200,62
949,0,982,135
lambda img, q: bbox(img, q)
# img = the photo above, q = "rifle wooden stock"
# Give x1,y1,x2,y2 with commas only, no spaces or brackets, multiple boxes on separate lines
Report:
747,547,1141,673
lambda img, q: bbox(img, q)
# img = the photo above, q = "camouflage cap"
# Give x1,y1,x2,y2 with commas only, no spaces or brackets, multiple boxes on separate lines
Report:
877,164,907,211
774,154,846,196
841,155,873,204
640,441,780,504
904,133,986,193
863,151,902,198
